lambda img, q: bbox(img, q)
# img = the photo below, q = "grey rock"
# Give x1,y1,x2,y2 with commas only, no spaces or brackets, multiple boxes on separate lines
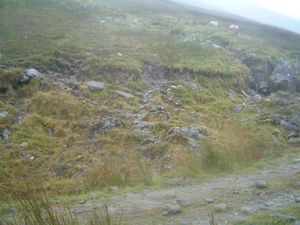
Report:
214,203,228,212
168,127,209,147
239,52,274,94
79,200,86,205
288,132,299,139
48,129,53,137
228,89,237,101
251,94,263,103
10,207,17,212
295,221,300,225
164,204,182,215
14,112,25,125
278,114,300,134
0,111,8,120
295,197,300,203
20,68,41,83
73,208,82,214
26,68,41,78
86,81,105,91
91,117,123,138
271,213,296,223
148,106,170,120
20,74,30,83
102,117,123,130
258,81,269,95
270,60,300,93
255,180,268,189
1,128,10,141
265,201,274,206
183,81,198,91
115,90,134,99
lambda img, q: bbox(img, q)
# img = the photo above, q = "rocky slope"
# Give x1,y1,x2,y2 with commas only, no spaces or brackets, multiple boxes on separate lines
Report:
0,0,300,212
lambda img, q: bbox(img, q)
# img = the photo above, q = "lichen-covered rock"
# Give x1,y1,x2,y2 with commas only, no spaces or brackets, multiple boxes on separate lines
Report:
148,106,170,120
164,204,182,215
168,127,208,147
86,81,105,91
255,180,268,189
1,128,10,141
0,111,8,120
20,68,41,83
91,117,123,139
270,60,300,93
115,90,134,98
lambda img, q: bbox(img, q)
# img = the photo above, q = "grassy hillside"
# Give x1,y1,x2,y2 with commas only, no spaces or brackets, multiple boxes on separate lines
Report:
1,0,300,203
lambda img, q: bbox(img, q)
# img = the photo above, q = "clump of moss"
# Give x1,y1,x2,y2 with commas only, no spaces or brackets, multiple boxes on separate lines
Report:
0,101,17,133
0,68,24,91
82,55,143,82
25,91,88,120
0,68,48,97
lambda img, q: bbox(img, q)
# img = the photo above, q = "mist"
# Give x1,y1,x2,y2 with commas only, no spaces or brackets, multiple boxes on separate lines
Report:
171,0,300,33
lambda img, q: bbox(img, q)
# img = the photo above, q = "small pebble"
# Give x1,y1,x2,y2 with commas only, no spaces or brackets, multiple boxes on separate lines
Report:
164,204,182,215
255,180,268,189
73,208,82,214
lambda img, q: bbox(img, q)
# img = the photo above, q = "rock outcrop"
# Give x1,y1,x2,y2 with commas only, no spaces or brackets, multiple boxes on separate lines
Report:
91,117,124,139
168,127,209,147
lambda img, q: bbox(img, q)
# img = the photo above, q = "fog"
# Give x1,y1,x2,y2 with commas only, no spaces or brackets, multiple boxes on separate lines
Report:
171,0,300,33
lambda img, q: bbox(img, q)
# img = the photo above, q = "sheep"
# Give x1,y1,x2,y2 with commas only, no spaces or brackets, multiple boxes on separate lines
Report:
229,24,239,31
209,21,218,27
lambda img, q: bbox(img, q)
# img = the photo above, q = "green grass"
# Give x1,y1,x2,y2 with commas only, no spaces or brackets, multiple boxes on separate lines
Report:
236,207,300,225
1,0,300,209
0,183,123,225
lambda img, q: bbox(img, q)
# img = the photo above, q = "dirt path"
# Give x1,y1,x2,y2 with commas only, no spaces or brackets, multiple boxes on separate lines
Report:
75,158,300,225
132,83,163,144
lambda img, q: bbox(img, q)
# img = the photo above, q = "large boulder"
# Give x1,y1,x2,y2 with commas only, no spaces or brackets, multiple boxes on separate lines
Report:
265,112,300,144
239,52,275,94
269,60,300,93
